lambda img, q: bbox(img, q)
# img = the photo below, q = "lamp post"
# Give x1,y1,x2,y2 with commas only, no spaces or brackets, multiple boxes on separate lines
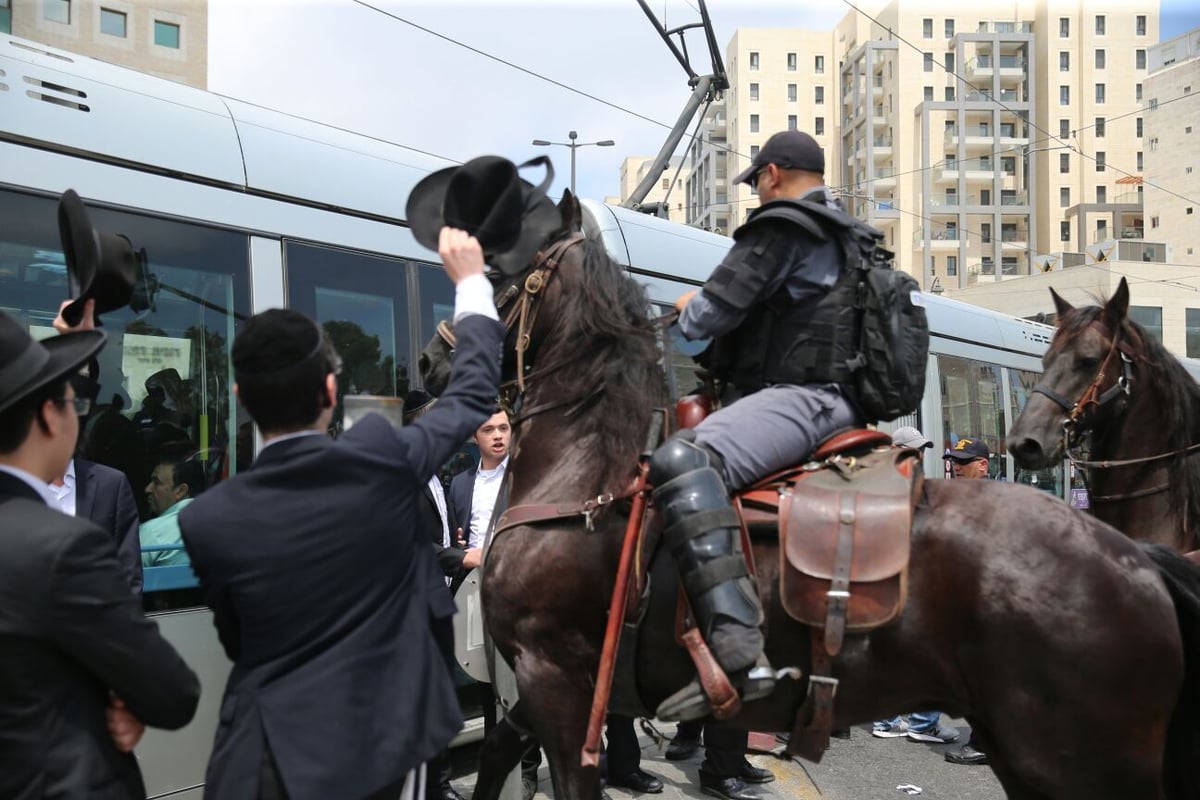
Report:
531,131,615,196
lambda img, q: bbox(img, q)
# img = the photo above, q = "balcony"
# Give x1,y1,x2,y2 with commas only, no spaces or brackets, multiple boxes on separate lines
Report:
914,227,963,248
874,199,900,219
929,193,975,208
872,166,896,188
975,20,1032,34
1000,228,1029,248
962,87,1024,104
872,134,893,158
872,75,884,96
872,104,891,126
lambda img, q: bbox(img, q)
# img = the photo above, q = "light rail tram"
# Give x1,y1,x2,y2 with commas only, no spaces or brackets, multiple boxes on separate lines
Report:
1,34,1066,799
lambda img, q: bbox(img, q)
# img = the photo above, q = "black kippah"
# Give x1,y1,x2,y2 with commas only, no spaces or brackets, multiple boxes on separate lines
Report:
233,309,323,379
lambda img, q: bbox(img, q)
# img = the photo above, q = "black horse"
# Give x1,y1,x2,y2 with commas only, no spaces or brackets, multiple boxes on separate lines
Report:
422,196,1200,799
1009,278,1200,555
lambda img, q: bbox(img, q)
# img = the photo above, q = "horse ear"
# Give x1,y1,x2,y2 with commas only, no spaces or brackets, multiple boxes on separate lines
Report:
558,189,582,232
1049,287,1074,322
1104,277,1130,325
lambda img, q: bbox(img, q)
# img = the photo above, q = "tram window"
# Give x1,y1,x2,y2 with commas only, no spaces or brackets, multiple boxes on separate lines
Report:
285,242,412,437
0,188,251,609
657,304,709,402
938,355,1005,479
416,261,456,352
1008,368,1064,496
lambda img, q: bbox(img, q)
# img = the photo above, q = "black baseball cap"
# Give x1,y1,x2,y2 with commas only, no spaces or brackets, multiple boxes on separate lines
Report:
943,437,990,462
733,130,826,185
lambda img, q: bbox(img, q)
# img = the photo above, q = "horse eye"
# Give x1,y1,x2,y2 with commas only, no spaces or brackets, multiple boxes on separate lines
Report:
1078,356,1100,369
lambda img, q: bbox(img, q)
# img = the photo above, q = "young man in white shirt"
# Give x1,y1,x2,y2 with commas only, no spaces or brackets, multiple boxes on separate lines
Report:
450,407,511,571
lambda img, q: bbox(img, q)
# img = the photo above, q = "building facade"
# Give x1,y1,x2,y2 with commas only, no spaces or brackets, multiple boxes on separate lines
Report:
5,0,208,89
1143,27,1200,266
616,156,692,221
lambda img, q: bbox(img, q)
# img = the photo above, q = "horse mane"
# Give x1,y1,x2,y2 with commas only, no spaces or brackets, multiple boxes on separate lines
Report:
1057,303,1200,544
548,236,666,482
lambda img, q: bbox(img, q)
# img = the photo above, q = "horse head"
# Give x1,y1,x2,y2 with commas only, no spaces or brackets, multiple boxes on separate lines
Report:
418,190,583,397
1009,277,1136,468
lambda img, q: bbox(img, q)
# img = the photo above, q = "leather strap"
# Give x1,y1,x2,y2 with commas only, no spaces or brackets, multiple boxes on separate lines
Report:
682,555,748,597
680,627,742,720
663,507,742,542
790,627,836,761
823,492,856,656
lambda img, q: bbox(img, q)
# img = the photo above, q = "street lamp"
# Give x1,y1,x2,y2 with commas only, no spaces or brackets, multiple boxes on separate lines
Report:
531,131,615,196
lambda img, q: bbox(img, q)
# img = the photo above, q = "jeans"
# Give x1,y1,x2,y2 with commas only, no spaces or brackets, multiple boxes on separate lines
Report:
878,710,941,732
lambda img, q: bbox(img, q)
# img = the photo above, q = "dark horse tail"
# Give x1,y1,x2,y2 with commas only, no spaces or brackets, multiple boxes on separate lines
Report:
1141,543,1200,800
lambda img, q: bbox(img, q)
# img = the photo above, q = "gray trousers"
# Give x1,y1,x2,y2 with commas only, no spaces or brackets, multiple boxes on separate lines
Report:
692,384,860,490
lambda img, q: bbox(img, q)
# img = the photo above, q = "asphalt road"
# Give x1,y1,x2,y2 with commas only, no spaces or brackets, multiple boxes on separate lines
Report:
450,718,1007,800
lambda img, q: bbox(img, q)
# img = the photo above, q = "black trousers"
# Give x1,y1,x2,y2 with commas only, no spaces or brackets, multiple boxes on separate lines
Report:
604,714,642,778
481,694,542,781
674,720,748,778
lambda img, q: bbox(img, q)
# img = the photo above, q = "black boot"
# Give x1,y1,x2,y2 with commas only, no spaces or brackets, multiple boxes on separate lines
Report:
648,437,774,721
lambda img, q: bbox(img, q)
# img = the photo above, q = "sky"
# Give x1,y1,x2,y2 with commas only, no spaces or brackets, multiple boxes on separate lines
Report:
207,0,1200,204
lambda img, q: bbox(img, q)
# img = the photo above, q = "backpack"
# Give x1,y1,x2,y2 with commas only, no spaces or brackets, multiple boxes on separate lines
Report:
798,201,930,422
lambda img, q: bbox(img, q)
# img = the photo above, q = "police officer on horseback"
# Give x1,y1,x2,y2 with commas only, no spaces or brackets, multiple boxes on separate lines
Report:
650,129,870,722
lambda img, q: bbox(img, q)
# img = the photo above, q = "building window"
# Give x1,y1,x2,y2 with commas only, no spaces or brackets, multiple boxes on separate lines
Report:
814,117,825,135
1136,49,1146,70
815,55,825,74
945,19,955,38
1060,153,1070,173
924,52,934,72
923,18,933,38
749,51,759,70
815,86,824,104
1096,186,1106,203
1095,15,1105,35
1061,221,1071,242
1187,310,1200,358
1187,126,1193,134
749,83,759,101
1137,117,1143,137
947,256,957,276
1095,49,1106,69
924,86,934,101
1149,97,1158,110
1060,119,1070,138
787,114,797,131
1129,307,1163,344
787,84,797,102
1095,117,1105,137
99,7,126,36
1137,151,1143,171
1060,51,1070,71
1,0,12,33
981,223,992,243
749,145,760,158
1060,85,1070,105
1096,151,1106,172
1136,83,1143,101
661,178,670,190
1137,15,1147,35
1149,136,1159,150
980,189,990,205
1001,156,1015,175
749,114,759,133
1060,187,1070,207
154,20,180,48
944,86,955,101
787,52,797,71
44,0,70,23
1151,215,1159,228
1059,17,1069,37
1095,83,1105,103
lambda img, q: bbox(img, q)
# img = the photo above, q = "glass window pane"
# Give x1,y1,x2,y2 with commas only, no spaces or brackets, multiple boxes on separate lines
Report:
154,20,180,48
100,8,126,37
1008,368,1064,496
0,0,11,34
44,0,69,24
1129,305,1162,343
1187,309,1200,358
285,242,412,436
938,355,1005,480
0,188,251,607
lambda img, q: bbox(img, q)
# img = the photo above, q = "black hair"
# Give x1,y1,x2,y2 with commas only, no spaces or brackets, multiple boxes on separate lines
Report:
232,310,340,434
0,377,70,455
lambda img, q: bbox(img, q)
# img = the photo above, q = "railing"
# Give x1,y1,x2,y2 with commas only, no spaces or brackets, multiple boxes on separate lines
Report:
972,54,1027,69
1113,191,1143,205
873,104,891,117
929,193,975,207
945,124,994,140
976,20,1032,33
873,135,893,147
874,166,896,178
914,227,963,243
962,88,1023,103
1000,192,1028,206
873,75,885,88
1000,228,1030,242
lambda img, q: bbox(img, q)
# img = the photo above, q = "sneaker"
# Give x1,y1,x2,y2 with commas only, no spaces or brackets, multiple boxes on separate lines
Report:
907,723,960,744
871,719,910,738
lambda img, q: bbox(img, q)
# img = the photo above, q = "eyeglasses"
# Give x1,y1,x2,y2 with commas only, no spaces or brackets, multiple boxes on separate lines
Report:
56,396,92,416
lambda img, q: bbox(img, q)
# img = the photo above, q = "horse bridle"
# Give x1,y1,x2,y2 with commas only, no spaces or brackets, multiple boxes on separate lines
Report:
1030,320,1200,502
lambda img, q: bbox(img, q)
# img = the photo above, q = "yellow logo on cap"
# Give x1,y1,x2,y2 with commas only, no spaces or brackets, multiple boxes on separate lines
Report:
954,438,973,451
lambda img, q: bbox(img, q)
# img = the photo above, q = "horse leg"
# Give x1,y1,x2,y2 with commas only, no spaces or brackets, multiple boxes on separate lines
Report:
515,666,602,800
473,716,531,800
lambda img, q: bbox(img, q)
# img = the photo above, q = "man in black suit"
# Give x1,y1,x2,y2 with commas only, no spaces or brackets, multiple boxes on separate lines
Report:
448,406,511,579
179,228,502,800
0,300,200,799
49,455,143,594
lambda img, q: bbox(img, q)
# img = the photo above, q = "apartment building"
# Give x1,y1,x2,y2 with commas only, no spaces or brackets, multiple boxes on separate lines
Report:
616,156,692,221
1143,27,1200,266
681,0,1157,295
5,0,208,89
683,103,732,234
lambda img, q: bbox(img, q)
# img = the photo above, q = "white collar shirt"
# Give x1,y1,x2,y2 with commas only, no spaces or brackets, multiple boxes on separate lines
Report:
47,458,77,516
468,456,508,550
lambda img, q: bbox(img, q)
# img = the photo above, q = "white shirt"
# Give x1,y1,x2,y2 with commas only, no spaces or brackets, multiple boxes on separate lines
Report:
47,458,77,516
427,474,451,548
0,464,61,508
454,273,500,323
468,456,508,550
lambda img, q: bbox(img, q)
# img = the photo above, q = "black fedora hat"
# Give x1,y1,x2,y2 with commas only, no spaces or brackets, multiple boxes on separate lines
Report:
58,189,139,326
0,310,106,414
402,388,436,425
406,155,562,276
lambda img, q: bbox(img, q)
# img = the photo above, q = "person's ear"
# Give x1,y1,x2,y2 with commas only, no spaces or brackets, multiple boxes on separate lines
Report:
322,373,337,409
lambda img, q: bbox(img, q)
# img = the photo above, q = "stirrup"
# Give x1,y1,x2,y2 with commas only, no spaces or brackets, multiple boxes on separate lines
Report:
656,655,777,723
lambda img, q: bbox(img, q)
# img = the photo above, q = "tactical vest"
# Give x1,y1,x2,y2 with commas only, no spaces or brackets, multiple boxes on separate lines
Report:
707,198,873,394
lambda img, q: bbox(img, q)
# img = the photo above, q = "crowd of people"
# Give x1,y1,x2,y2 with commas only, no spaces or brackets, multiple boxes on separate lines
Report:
1,133,1002,799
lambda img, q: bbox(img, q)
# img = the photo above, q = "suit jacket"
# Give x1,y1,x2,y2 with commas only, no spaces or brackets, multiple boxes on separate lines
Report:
418,481,459,674
179,312,502,800
0,472,200,800
425,481,465,581
75,458,143,594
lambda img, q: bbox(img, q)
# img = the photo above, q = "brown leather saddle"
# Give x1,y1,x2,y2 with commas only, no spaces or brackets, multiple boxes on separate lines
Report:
676,395,922,759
